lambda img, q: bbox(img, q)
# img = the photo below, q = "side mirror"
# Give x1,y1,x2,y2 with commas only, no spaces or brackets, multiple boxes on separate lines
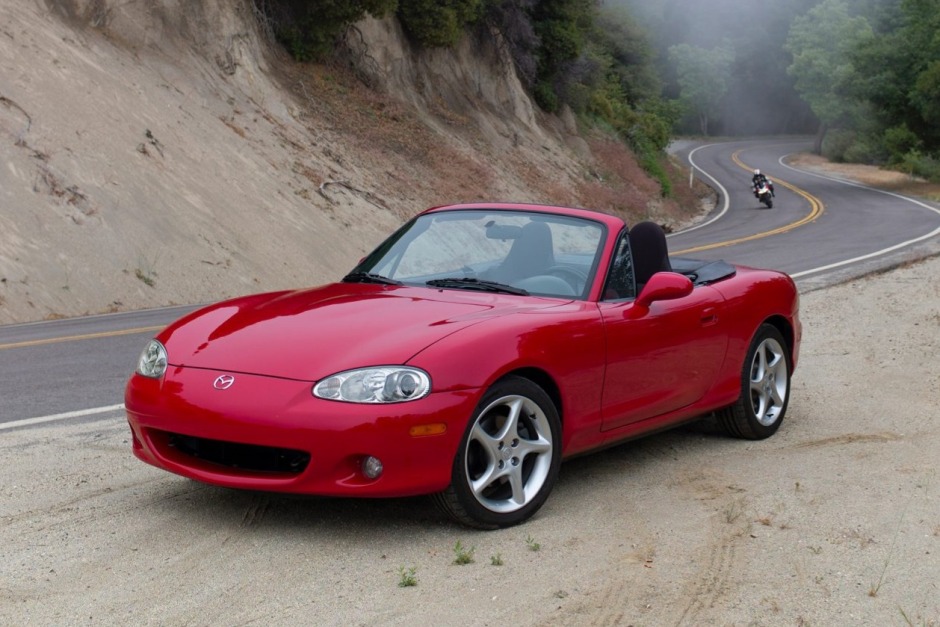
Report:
634,272,693,310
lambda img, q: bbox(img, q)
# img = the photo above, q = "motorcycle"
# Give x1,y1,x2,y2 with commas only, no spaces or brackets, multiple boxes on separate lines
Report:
754,179,774,208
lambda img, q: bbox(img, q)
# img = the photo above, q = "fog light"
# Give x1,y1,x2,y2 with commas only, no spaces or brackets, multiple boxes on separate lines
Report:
362,455,383,479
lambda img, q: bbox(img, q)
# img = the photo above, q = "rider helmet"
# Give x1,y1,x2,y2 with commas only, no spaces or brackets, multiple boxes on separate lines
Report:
754,169,760,175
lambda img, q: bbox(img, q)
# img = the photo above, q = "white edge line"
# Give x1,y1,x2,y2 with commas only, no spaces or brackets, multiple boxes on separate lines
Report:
1,403,125,431
778,155,940,278
669,143,731,237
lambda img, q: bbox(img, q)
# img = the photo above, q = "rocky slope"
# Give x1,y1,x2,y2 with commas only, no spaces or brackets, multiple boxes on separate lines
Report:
0,0,703,324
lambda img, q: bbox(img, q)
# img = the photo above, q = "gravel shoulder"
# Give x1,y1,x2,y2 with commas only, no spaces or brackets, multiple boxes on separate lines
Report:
2,252,938,626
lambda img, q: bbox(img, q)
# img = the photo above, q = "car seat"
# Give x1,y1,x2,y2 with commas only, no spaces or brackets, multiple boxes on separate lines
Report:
497,221,555,282
629,221,672,291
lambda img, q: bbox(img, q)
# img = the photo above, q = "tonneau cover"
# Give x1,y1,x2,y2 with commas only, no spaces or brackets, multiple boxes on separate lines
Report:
670,257,737,286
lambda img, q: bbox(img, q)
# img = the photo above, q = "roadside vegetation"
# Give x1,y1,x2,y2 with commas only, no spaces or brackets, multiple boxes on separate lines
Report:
392,535,546,588
251,0,939,192
785,0,940,181
252,0,680,197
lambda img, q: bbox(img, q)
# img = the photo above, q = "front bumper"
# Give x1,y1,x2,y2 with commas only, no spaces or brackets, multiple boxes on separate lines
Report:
125,366,477,497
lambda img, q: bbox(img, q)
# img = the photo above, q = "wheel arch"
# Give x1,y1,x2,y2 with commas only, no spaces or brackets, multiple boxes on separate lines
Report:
496,367,563,424
762,314,795,363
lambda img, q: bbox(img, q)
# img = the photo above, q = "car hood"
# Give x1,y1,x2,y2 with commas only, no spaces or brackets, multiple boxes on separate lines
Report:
159,283,566,380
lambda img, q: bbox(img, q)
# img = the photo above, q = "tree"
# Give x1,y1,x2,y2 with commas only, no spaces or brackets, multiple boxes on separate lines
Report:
785,0,873,153
615,0,820,136
595,5,660,105
528,0,595,111
668,41,734,136
849,0,940,161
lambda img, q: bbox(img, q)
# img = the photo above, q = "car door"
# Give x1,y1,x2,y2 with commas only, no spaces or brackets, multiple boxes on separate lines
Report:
597,233,728,431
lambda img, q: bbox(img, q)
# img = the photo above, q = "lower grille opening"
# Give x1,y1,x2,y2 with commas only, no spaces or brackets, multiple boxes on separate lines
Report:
167,432,310,474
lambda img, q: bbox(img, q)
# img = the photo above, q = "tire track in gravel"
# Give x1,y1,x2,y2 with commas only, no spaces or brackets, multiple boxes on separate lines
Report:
674,529,738,626
0,476,202,527
671,467,749,627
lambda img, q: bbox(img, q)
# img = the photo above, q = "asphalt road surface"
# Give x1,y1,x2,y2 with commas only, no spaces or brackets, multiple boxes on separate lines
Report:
668,137,940,287
2,137,939,426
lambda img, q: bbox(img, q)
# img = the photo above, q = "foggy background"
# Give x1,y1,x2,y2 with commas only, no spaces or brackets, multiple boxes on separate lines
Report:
611,0,821,136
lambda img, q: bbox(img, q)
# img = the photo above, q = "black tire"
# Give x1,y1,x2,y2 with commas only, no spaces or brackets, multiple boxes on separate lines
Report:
433,376,562,529
715,324,791,440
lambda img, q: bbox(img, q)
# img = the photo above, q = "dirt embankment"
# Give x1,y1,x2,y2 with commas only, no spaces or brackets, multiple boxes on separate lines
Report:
0,0,707,325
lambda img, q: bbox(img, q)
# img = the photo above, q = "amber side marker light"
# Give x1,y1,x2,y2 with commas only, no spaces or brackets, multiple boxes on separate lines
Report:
409,423,447,437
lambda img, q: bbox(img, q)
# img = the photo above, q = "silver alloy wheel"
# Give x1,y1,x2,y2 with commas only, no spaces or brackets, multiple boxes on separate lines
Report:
749,336,788,426
463,394,554,513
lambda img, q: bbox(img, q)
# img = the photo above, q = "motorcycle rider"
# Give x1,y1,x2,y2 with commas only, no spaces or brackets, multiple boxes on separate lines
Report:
752,169,775,197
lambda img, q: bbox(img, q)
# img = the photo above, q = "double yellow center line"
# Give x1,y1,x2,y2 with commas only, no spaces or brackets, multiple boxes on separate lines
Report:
673,149,824,255
0,325,164,351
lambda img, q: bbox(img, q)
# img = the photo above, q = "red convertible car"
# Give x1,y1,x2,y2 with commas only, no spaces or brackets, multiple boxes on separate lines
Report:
126,203,801,529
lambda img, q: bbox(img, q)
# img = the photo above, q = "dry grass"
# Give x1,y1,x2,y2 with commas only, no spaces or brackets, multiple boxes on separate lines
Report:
788,153,940,202
284,61,534,220
576,138,711,230
269,59,711,226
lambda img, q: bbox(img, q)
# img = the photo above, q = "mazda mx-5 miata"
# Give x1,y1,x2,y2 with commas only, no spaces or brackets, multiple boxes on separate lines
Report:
126,202,801,529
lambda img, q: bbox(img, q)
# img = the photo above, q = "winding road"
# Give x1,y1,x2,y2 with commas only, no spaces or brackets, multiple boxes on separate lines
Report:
668,137,940,286
3,137,939,426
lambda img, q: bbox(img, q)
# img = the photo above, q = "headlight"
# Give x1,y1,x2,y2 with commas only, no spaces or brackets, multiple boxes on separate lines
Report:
313,367,430,403
136,339,168,378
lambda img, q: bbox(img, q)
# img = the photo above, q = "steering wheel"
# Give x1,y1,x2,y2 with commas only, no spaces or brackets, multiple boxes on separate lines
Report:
546,265,588,293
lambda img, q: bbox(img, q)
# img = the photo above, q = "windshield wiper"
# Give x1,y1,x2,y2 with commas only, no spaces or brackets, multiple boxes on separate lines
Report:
426,277,529,296
342,271,402,286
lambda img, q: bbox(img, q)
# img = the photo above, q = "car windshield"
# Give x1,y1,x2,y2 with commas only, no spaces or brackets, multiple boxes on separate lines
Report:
348,209,606,299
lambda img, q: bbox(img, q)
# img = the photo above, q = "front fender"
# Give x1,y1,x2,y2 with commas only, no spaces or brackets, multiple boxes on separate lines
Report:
407,302,607,450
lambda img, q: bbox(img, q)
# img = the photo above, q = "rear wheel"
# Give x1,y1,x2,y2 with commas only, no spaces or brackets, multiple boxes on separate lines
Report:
434,376,561,529
716,324,790,439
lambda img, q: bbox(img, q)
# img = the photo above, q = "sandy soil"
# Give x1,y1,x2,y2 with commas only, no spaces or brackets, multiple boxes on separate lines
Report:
0,1,708,326
2,249,938,626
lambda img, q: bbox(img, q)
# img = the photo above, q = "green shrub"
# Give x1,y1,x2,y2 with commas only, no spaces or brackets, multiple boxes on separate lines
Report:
398,0,482,48
640,149,672,198
883,124,922,164
256,0,397,61
898,151,940,182
842,139,880,164
821,129,856,163
534,80,560,113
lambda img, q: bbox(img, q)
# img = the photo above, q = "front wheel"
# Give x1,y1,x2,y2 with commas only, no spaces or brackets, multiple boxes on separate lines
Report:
434,376,561,529
716,324,791,439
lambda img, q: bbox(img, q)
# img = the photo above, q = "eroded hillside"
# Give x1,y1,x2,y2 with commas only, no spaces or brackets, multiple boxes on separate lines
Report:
0,0,707,324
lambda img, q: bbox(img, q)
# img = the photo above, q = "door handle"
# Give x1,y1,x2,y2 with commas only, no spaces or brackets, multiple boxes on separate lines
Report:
700,307,718,326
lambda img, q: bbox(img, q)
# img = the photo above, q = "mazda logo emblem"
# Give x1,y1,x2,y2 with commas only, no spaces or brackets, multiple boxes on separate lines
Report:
213,374,235,390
